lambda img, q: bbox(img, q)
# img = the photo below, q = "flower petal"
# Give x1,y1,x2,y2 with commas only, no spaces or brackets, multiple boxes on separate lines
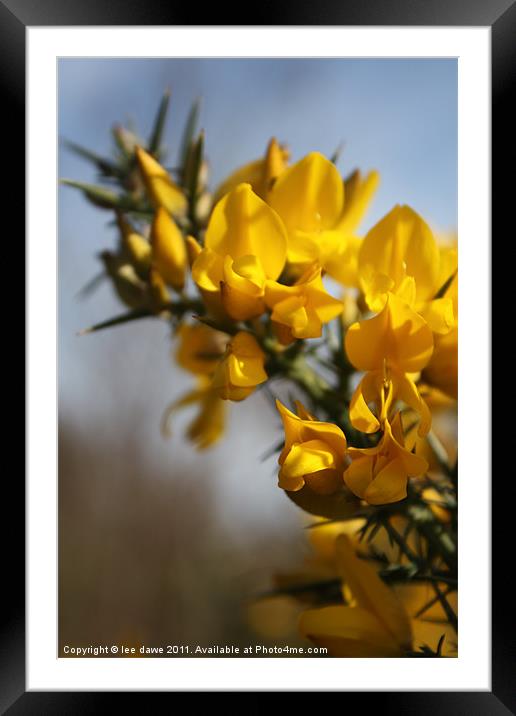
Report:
281,440,338,478
299,605,401,657
335,535,413,650
349,371,382,433
359,204,440,304
269,152,344,234
343,457,374,499
364,457,408,505
205,183,287,279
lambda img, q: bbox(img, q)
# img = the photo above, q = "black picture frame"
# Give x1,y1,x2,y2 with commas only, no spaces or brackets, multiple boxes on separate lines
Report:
7,0,505,710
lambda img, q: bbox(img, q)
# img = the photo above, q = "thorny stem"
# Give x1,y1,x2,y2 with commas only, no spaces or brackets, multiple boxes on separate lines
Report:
381,518,422,566
432,582,458,633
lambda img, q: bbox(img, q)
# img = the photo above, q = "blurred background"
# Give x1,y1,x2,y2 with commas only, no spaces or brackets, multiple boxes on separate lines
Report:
58,58,457,656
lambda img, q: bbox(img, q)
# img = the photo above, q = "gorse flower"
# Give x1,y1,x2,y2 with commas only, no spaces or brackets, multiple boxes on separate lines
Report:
299,534,456,657
175,323,228,375
267,152,379,286
345,291,434,375
344,412,428,504
358,205,455,334
265,265,344,344
345,292,434,437
191,183,288,320
300,534,413,657
212,331,267,401
162,323,229,450
276,400,347,495
268,152,345,267
162,376,226,450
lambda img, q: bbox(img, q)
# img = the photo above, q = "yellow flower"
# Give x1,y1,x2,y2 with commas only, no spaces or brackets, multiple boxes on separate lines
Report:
162,323,229,450
422,273,458,399
267,152,344,266
344,413,428,504
151,207,187,291
276,400,347,495
212,331,267,401
307,518,366,564
267,153,379,285
191,183,288,320
175,323,228,375
299,534,413,656
358,205,455,334
265,265,343,344
339,169,380,237
345,292,434,436
321,169,380,288
350,368,432,438
135,146,187,216
161,375,226,450
213,138,289,202
300,534,456,657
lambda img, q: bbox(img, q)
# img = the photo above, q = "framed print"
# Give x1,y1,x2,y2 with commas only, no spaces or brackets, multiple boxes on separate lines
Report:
5,0,508,708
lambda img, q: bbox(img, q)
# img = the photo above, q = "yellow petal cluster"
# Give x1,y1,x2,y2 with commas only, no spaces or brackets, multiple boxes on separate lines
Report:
276,400,347,495
163,324,229,450
212,331,268,401
346,292,433,429
345,413,428,504
299,534,456,657
300,534,413,656
268,153,378,284
265,266,343,344
191,183,288,320
358,205,455,334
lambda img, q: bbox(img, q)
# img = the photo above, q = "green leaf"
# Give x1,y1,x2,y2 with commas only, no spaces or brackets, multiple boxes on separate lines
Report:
148,89,171,156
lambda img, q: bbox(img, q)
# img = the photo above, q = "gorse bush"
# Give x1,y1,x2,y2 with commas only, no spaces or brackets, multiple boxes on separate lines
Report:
63,91,458,658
